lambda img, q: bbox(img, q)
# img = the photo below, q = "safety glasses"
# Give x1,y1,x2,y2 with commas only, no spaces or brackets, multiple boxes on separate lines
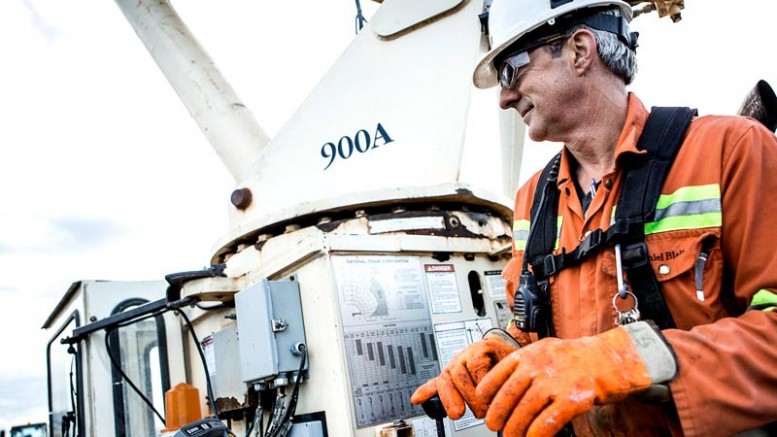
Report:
498,33,569,88
499,52,531,89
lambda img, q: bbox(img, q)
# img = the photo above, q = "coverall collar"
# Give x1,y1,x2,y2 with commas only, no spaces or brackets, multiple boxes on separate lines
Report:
556,93,649,190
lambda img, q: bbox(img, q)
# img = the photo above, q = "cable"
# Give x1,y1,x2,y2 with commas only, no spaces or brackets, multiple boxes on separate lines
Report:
195,301,233,311
354,0,368,33
266,345,307,437
68,353,77,422
104,326,166,424
256,404,264,437
62,412,74,437
247,401,264,437
115,310,166,329
245,414,254,437
177,309,220,417
65,353,77,437
263,388,286,437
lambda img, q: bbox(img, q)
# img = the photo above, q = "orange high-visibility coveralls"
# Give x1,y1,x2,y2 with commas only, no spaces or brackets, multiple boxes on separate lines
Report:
502,94,777,436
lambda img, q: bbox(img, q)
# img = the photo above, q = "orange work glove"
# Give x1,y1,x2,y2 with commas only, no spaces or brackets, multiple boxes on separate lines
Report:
476,327,652,437
411,334,518,419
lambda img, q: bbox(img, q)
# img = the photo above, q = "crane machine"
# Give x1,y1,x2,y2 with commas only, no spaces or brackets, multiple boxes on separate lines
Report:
41,1,775,436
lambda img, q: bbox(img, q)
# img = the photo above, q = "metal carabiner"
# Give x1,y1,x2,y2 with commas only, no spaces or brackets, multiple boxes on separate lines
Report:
614,243,628,299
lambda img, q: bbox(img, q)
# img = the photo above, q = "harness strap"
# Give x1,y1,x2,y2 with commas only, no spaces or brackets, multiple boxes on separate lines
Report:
525,152,561,270
611,106,696,329
523,107,696,331
608,107,697,240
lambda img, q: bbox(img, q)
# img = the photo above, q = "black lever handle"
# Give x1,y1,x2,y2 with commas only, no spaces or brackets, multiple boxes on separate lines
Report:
421,396,447,437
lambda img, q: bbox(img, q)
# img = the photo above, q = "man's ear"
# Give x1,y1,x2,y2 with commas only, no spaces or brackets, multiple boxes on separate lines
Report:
568,29,597,76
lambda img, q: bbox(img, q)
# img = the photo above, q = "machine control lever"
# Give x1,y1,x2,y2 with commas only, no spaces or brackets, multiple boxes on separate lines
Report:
421,395,448,437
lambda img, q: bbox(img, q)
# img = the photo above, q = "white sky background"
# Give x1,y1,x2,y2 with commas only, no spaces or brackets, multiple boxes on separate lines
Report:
0,0,775,428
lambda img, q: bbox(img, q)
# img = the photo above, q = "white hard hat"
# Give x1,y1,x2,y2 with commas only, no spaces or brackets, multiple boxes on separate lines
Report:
473,0,633,88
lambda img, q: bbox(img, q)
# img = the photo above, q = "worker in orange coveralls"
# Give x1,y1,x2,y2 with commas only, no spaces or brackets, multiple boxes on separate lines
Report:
411,0,777,436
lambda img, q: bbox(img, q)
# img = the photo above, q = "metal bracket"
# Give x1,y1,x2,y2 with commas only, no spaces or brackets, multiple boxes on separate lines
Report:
271,318,288,332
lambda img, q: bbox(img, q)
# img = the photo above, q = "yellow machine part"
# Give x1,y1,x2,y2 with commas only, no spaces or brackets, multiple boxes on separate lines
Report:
629,0,685,22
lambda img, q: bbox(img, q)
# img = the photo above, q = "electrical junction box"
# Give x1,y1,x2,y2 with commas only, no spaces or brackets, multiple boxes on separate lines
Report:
235,279,308,385
203,324,244,403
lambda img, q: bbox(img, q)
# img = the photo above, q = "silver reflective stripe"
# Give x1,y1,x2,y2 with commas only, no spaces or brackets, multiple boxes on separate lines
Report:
513,219,530,251
653,198,722,223
646,184,722,234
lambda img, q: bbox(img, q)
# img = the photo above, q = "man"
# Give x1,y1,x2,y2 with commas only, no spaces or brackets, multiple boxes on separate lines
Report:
411,0,777,436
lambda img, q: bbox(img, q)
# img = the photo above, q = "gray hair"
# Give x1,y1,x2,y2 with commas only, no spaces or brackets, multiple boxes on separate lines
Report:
572,7,637,84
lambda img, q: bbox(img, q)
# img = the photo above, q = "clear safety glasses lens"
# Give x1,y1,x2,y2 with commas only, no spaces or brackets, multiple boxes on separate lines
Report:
499,51,530,89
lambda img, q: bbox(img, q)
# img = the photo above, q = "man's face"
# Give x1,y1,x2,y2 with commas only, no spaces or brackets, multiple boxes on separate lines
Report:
498,39,581,143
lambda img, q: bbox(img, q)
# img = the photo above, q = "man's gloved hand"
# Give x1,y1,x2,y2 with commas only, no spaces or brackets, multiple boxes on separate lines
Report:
476,326,654,437
411,332,519,419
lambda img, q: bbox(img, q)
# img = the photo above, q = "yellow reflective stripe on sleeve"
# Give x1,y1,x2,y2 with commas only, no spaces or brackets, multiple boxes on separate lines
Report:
513,219,530,251
512,217,562,251
645,212,723,235
750,289,777,311
645,184,722,235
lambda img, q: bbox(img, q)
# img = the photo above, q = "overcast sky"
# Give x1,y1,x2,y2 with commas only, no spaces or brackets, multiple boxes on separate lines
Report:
1,0,775,429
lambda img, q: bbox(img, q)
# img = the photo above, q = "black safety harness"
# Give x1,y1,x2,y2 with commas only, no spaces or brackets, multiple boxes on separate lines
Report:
521,107,697,335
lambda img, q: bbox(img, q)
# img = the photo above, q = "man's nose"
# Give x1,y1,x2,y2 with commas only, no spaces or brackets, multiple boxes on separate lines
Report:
499,86,521,110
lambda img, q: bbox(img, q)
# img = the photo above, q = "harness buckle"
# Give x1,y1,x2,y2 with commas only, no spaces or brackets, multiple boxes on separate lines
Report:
579,229,603,257
542,255,558,276
621,241,650,269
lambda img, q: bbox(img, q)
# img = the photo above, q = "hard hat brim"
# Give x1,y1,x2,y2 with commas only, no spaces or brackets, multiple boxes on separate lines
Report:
472,0,632,89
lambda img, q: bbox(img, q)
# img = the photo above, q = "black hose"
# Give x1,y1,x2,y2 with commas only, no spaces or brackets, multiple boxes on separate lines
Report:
177,309,220,417
104,326,166,424
266,345,307,437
